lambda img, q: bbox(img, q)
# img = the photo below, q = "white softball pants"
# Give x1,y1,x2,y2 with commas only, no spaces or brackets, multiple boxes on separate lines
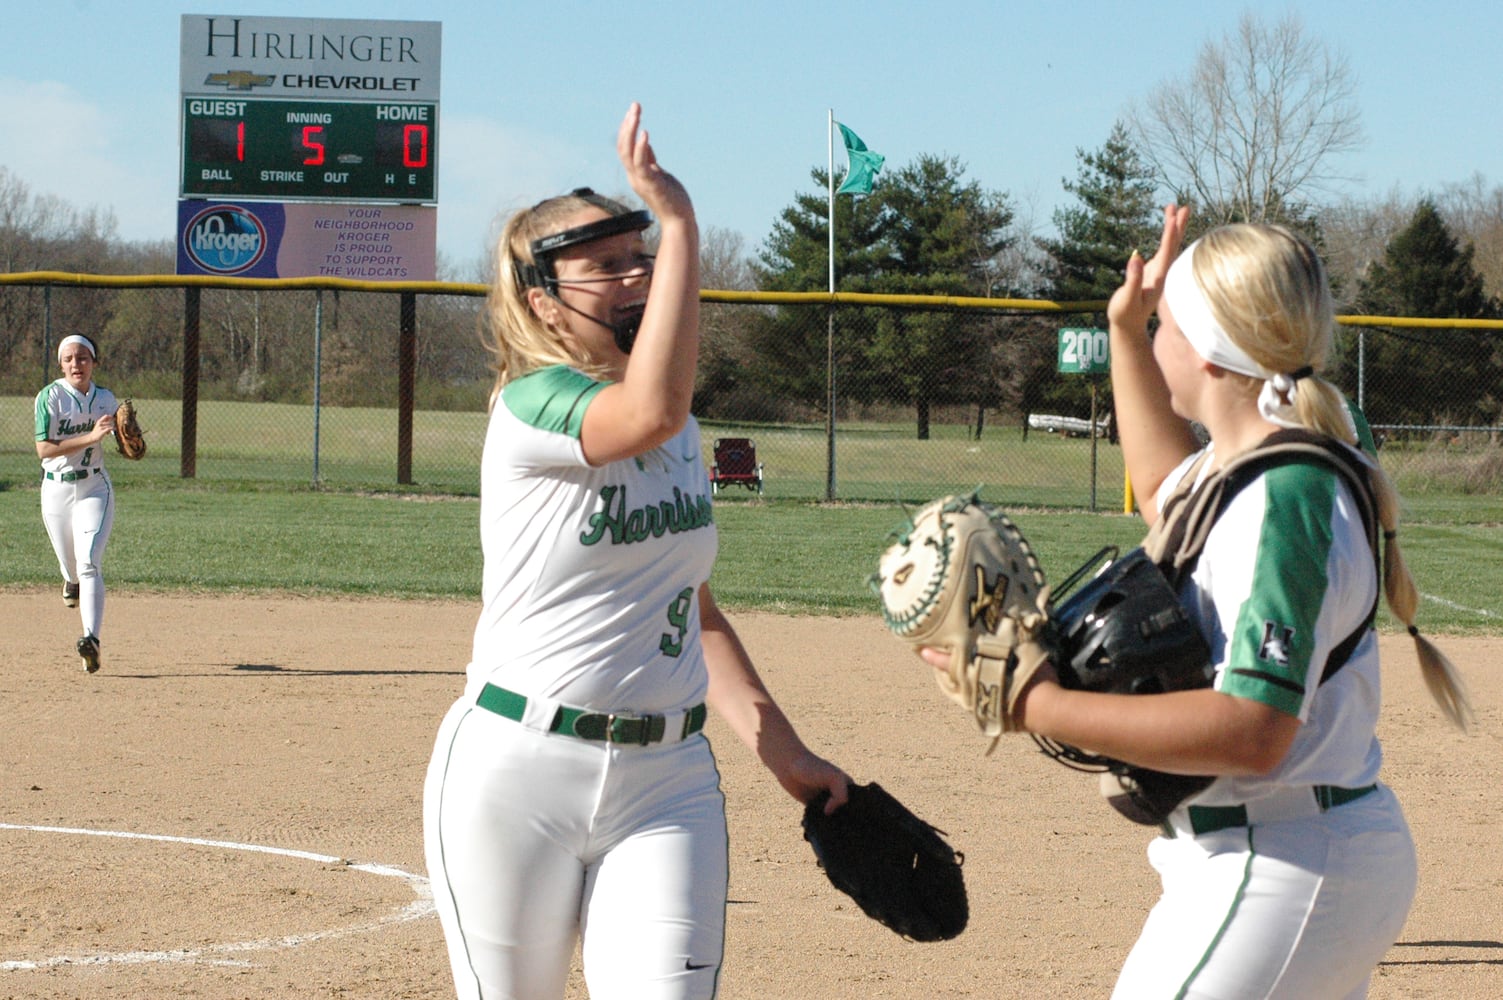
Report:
424,696,728,1000
1111,783,1416,999
40,472,114,638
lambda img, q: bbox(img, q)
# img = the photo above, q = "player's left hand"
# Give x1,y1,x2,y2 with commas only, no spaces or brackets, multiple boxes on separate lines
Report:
616,102,693,227
917,644,1060,733
1108,203,1190,335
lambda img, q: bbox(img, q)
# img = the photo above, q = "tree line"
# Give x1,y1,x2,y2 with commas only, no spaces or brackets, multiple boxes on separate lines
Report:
700,12,1503,437
3,12,1501,436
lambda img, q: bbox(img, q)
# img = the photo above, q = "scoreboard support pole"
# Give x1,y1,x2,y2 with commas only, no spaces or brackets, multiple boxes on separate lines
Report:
181,287,201,478
398,292,416,485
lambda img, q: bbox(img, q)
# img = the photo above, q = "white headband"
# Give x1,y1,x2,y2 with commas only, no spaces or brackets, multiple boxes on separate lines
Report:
1162,240,1270,380
57,335,97,360
1162,239,1330,432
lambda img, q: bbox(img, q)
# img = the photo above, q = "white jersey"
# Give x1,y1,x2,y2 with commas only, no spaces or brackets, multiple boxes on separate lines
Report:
468,364,717,714
35,379,118,476
1158,444,1383,808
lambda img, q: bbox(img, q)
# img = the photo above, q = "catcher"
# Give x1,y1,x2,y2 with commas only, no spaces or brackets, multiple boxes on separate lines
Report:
33,335,144,674
881,207,1470,999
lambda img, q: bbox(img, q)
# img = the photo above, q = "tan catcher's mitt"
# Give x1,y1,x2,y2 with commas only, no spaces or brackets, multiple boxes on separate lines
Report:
872,494,1050,738
113,398,147,460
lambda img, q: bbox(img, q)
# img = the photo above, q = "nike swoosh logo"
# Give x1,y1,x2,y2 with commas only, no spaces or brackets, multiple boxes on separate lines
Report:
685,959,715,971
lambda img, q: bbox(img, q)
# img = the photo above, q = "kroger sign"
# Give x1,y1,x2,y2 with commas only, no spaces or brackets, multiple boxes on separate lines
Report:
182,204,269,274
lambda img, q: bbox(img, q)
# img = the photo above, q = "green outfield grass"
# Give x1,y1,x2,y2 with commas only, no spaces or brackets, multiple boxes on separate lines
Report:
2,396,1133,506
6,394,1500,630
0,480,1498,633
699,418,1130,508
0,396,488,492
12,395,1502,518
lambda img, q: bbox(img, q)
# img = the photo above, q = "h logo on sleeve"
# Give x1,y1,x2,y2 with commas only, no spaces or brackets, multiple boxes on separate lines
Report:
1258,621,1296,667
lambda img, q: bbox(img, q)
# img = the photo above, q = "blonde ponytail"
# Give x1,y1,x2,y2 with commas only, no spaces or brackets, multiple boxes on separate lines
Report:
1370,465,1472,729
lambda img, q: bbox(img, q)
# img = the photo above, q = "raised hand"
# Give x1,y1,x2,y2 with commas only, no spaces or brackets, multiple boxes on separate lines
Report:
1108,204,1190,335
615,102,693,226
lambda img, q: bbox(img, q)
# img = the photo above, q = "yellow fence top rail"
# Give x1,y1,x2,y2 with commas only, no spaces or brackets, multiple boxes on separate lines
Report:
4,271,1503,329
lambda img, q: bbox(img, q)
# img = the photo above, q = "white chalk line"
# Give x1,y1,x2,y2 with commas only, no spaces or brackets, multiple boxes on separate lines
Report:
1421,592,1501,620
0,822,433,971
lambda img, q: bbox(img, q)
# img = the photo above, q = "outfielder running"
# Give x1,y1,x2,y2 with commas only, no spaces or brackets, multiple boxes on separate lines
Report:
422,103,850,1000
939,207,1468,998
34,334,119,674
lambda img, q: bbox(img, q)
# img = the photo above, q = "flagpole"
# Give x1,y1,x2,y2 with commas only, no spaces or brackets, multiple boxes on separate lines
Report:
827,109,836,294
825,109,837,500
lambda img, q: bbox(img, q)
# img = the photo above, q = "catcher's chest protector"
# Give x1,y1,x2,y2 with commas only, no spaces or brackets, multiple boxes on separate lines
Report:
1145,429,1381,682
1086,430,1383,826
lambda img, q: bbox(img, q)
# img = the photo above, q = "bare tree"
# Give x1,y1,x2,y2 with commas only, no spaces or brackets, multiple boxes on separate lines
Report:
1320,177,1503,308
0,167,123,386
1316,188,1415,309
700,225,755,292
1132,12,1363,226
994,194,1053,298
694,226,759,415
1437,173,1503,301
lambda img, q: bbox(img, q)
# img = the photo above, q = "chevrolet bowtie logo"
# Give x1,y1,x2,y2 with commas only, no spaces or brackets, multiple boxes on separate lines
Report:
204,71,276,91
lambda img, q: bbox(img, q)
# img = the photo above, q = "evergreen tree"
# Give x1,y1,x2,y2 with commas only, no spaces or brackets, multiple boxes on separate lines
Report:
743,168,888,416
750,157,1012,437
1037,124,1159,426
1350,200,1501,427
869,155,1013,438
755,168,888,294
1042,122,1160,304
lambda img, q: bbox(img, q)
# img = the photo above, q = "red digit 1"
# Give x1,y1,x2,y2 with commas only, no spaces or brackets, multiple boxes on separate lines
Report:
302,126,325,166
236,121,245,162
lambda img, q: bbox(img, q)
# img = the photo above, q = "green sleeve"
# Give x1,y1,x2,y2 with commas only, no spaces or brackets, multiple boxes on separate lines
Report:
34,386,53,441
1217,464,1338,716
501,366,607,438
1346,397,1378,457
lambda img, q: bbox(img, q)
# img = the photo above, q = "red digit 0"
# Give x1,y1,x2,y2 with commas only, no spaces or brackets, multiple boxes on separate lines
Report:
403,124,429,168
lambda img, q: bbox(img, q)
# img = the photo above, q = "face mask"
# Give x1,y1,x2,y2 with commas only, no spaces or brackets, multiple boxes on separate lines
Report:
515,189,654,354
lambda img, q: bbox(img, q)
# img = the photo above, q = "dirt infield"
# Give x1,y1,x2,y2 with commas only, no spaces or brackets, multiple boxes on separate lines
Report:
2,590,1499,999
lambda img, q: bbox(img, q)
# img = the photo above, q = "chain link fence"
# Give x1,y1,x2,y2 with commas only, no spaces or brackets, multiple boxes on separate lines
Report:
2,275,1500,508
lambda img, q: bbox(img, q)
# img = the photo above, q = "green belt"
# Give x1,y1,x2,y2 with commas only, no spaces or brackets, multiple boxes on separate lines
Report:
477,683,707,746
1178,783,1378,836
46,469,100,482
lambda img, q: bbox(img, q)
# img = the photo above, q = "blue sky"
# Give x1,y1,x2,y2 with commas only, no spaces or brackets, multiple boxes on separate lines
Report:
3,1,1500,271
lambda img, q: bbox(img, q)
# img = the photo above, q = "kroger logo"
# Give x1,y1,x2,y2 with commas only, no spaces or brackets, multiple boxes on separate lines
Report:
184,205,267,274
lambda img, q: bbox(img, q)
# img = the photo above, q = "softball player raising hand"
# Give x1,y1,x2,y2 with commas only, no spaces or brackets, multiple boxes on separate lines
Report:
998,207,1469,998
422,103,850,1000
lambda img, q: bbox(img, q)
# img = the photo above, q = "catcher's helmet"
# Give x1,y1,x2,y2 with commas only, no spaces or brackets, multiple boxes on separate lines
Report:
1044,547,1212,696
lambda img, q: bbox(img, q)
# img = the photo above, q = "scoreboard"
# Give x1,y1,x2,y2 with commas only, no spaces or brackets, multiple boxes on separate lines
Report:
181,97,436,202
179,15,441,205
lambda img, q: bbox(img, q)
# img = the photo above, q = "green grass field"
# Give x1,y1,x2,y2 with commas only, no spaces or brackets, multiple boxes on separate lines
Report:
0,479,1498,633
5,394,1500,631
2,396,1137,507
